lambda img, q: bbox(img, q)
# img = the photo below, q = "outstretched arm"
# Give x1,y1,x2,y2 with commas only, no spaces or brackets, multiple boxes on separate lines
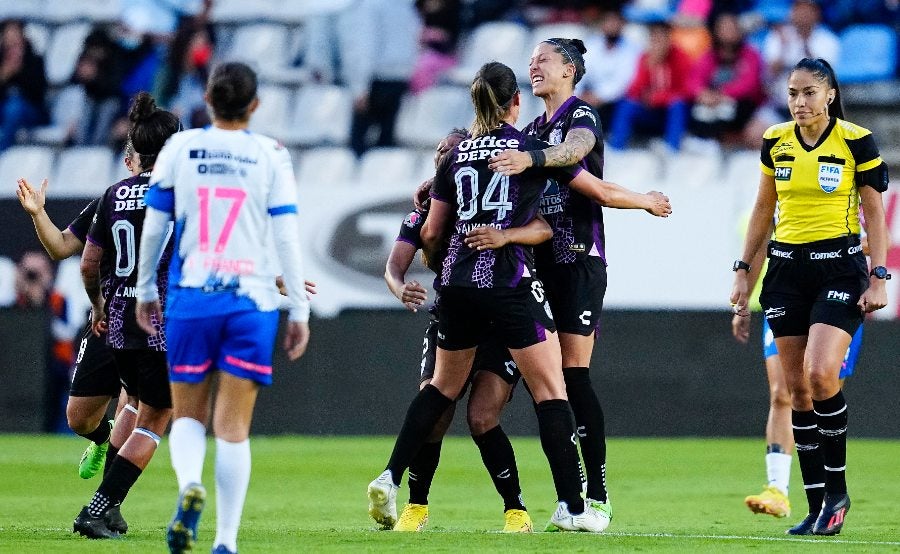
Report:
17,178,85,260
568,170,672,216
489,128,597,176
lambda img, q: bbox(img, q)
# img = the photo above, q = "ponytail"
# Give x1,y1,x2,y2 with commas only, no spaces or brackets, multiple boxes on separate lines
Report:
792,57,845,120
126,91,181,170
469,62,519,138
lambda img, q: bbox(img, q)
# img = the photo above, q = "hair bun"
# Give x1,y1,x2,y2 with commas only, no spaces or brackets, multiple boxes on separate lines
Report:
128,91,158,123
571,38,587,55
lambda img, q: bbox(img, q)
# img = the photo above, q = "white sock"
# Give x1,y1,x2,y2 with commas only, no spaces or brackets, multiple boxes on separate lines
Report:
214,438,251,552
169,417,207,492
766,452,792,495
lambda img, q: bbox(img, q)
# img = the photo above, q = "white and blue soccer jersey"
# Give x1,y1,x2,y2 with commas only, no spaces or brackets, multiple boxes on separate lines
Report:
143,127,302,318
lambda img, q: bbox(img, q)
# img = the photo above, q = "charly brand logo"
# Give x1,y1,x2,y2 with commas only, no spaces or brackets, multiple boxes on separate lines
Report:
818,162,842,193
572,107,597,125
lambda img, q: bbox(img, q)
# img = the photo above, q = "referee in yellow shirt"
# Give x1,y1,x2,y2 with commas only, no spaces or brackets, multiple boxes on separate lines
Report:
730,57,890,537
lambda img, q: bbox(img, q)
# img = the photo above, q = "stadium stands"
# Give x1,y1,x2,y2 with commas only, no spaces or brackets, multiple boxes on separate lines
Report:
0,146,55,191
247,85,293,139
283,84,353,147
447,22,531,85
50,147,113,198
837,25,897,83
0,256,15,307
395,86,472,148
43,23,92,86
294,146,357,187
357,147,421,187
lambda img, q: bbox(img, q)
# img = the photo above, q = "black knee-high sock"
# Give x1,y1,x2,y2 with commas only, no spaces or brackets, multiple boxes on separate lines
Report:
385,385,453,486
473,425,526,512
814,391,848,495
563,367,608,502
104,444,119,477
535,399,584,514
793,409,825,513
80,420,111,445
87,456,142,517
407,441,442,505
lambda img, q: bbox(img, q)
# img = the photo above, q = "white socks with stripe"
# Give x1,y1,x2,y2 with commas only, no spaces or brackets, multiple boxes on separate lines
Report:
766,452,792,495
214,438,251,553
169,417,207,492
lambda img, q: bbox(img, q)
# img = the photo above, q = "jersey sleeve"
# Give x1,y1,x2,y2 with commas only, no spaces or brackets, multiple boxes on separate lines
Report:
66,198,99,243
430,153,455,204
847,132,889,192
569,102,603,140
85,191,110,248
759,126,780,176
397,210,426,248
267,145,299,215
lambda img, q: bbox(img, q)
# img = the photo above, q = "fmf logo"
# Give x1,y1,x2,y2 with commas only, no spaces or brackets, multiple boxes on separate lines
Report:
774,167,792,180
827,290,850,302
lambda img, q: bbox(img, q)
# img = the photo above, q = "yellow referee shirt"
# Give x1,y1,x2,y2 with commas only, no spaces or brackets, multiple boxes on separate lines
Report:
760,117,888,244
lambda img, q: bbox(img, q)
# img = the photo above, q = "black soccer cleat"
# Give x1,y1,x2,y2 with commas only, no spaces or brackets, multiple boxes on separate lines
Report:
104,504,128,534
73,505,120,539
785,512,817,535
813,493,850,535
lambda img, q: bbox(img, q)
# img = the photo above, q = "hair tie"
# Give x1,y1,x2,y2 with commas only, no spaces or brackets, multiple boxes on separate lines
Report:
544,39,576,66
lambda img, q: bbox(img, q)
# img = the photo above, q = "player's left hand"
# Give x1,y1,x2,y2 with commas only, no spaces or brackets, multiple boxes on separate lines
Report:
464,226,508,250
284,320,310,361
136,300,162,335
489,149,531,176
731,313,750,343
90,306,107,337
858,279,888,313
645,191,672,217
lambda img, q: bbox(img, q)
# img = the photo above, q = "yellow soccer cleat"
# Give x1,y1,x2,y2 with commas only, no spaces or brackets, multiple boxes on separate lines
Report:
393,503,428,532
745,485,791,518
502,509,533,533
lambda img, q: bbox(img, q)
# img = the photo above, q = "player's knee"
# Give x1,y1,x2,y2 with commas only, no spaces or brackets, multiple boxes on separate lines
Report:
770,383,791,410
466,405,499,436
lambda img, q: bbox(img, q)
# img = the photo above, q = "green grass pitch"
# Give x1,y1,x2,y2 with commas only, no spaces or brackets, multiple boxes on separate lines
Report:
0,435,898,552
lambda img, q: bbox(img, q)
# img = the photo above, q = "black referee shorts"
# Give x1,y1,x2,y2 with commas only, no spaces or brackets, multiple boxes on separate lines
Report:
437,281,557,351
760,236,868,338
69,324,122,398
540,256,607,336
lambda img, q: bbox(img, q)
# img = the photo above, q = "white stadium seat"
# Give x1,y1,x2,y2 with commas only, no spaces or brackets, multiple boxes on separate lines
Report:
0,146,55,195
357,147,419,187
218,24,293,73
448,22,531,85
395,86,472,148
211,0,280,23
294,147,357,188
44,23,92,86
50,147,114,198
0,256,16,308
0,0,42,20
603,148,661,187
24,22,50,56
530,23,591,45
247,85,292,139
283,85,353,147
29,85,85,146
41,0,119,23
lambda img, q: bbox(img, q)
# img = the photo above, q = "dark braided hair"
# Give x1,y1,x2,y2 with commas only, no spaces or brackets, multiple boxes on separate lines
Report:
792,57,845,120
207,62,258,121
126,92,181,170
543,38,588,86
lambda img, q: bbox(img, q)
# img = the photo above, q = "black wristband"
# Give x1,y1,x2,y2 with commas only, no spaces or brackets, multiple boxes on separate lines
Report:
529,149,546,167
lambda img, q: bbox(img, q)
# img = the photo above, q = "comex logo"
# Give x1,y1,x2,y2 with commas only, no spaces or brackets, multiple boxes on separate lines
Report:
771,248,794,259
810,250,841,260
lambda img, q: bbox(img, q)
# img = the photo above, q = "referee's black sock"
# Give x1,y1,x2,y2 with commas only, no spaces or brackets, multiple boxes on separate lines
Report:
385,385,453,487
535,399,584,514
407,440,442,505
563,366,608,502
814,391,848,495
472,425,526,512
87,457,142,518
80,420,111,445
792,409,826,514
104,444,119,478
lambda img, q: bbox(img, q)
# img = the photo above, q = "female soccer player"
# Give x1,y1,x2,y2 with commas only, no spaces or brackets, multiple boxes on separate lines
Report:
136,62,310,554
386,129,552,533
72,92,181,539
731,57,890,536
17,179,136,532
489,37,671,526
368,61,669,533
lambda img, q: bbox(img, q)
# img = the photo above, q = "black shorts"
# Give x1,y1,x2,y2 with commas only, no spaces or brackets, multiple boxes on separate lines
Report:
437,281,556,351
540,257,607,336
111,349,172,409
760,236,868,338
420,318,521,387
69,324,122,398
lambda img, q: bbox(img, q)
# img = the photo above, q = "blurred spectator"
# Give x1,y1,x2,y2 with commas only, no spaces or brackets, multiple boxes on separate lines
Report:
608,19,692,152
819,0,899,31
71,28,127,146
576,8,643,130
14,251,74,433
671,1,713,61
342,0,420,156
410,0,461,94
0,19,48,151
761,0,840,99
154,17,214,128
685,12,765,148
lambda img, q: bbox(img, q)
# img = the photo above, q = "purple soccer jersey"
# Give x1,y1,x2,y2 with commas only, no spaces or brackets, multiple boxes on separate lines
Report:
431,124,578,289
524,95,607,265
87,172,173,350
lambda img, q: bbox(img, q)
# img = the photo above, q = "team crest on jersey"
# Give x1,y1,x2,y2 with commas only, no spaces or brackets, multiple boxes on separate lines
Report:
403,211,422,228
818,162,842,193
549,127,563,145
571,107,597,125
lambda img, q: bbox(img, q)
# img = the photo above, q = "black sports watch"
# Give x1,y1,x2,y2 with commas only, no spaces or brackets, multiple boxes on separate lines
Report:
733,260,751,272
870,266,892,280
